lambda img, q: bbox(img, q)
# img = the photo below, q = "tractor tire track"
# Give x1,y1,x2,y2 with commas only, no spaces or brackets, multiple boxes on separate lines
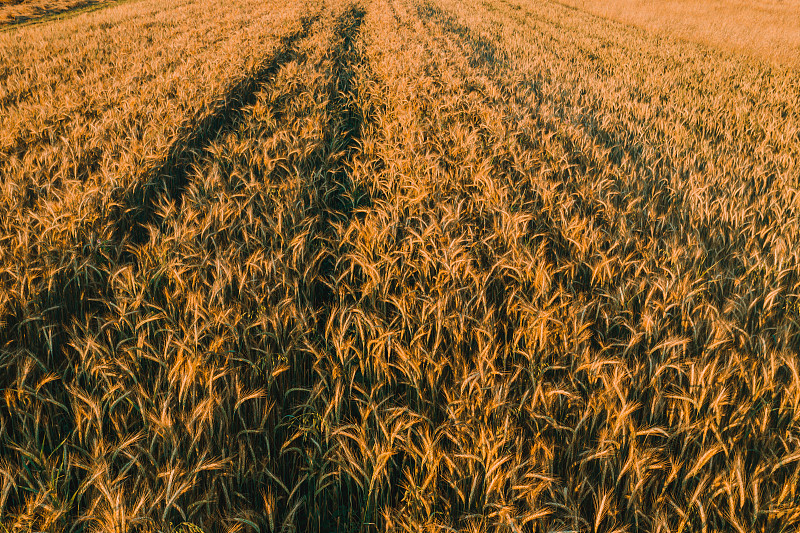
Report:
273,4,374,530
114,12,321,249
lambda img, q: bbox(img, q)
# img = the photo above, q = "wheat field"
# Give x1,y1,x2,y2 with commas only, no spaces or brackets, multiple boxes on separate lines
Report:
1,0,800,531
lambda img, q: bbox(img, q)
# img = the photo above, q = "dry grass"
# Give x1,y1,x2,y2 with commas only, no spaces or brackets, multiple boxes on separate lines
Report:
1,0,800,530
557,0,800,65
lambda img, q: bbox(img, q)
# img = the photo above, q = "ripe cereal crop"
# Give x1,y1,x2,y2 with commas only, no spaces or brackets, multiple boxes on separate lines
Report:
1,0,799,531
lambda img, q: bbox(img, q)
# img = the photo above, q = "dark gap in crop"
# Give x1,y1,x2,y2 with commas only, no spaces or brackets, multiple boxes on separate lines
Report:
111,13,321,252
306,2,370,315
278,4,385,532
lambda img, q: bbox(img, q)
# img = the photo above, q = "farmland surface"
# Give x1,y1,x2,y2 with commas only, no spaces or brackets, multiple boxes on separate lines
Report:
1,0,800,531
